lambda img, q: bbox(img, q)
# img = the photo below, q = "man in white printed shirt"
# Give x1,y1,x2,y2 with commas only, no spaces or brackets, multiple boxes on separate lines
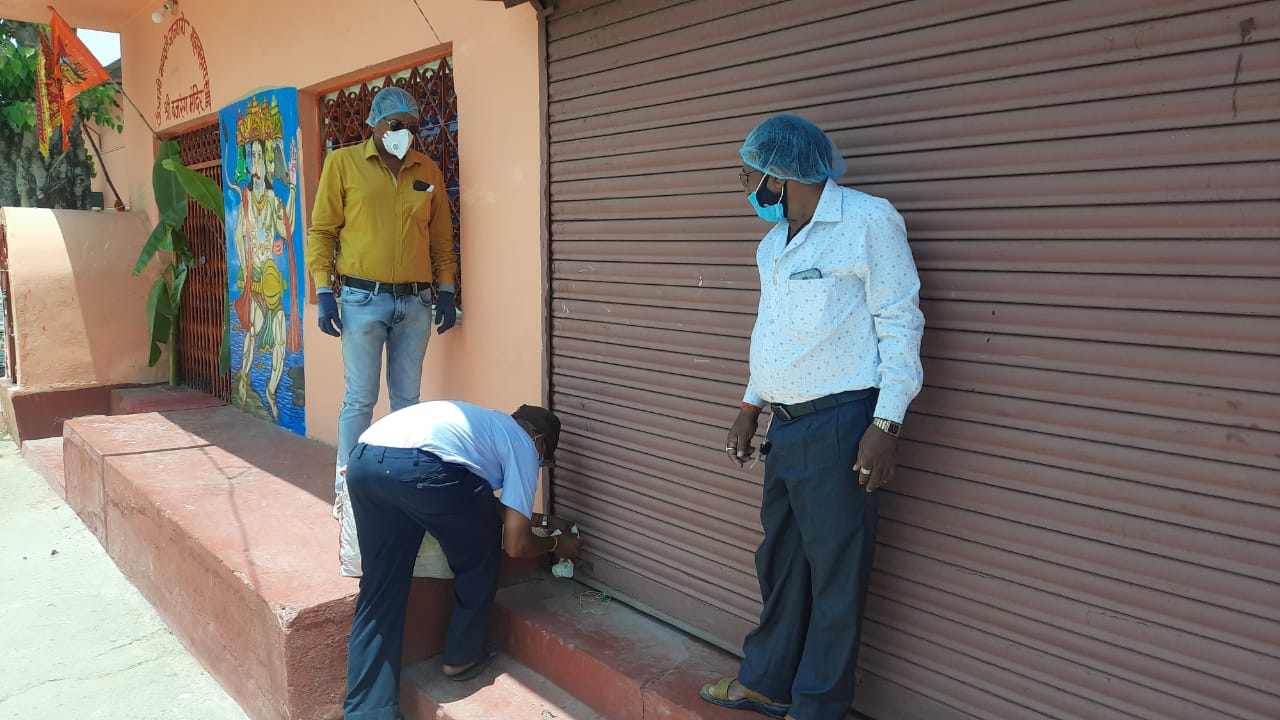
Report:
701,115,925,720
343,401,581,720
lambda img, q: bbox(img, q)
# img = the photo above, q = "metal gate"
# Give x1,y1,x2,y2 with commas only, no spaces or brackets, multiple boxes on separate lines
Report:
174,123,230,401
546,1,1280,718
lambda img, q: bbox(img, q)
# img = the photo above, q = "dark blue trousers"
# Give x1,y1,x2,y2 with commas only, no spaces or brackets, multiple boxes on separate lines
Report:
343,443,502,720
738,390,880,720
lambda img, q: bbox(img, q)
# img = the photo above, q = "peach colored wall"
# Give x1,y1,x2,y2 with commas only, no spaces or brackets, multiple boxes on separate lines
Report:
0,207,167,389
114,1,545,447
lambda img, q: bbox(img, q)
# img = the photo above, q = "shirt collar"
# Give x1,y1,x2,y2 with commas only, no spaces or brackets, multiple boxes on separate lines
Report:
811,178,843,223
773,179,841,250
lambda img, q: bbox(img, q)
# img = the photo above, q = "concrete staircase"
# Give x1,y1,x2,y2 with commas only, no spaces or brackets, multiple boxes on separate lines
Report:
28,390,749,720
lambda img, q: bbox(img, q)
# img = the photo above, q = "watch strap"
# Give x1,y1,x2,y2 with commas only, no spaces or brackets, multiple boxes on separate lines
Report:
872,417,902,437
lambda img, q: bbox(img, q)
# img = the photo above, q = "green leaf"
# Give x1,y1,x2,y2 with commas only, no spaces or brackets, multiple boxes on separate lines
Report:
170,229,190,257
146,277,175,367
135,224,170,276
133,201,189,274
153,141,187,219
170,264,190,312
162,159,224,218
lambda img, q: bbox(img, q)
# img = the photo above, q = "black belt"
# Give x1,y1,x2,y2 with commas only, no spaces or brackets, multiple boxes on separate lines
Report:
771,389,874,421
341,276,430,296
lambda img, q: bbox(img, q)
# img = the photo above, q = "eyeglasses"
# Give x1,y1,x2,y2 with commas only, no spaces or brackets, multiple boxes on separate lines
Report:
386,119,420,133
738,169,752,188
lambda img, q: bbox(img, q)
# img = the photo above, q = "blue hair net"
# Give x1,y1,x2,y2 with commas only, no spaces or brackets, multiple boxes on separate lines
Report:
366,87,421,127
739,114,848,184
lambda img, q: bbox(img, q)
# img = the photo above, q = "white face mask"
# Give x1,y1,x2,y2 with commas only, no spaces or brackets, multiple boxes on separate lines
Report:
381,129,411,160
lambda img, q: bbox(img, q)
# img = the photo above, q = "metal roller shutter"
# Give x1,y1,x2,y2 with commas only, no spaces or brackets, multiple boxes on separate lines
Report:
545,1,1280,718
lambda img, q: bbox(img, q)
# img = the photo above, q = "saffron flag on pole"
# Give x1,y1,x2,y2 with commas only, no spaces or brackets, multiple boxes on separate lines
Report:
35,6,112,155
47,7,110,102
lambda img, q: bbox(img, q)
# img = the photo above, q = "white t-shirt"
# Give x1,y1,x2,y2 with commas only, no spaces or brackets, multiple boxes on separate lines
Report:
358,400,539,518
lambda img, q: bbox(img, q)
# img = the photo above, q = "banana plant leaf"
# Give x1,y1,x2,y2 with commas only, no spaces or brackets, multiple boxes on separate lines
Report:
146,276,175,368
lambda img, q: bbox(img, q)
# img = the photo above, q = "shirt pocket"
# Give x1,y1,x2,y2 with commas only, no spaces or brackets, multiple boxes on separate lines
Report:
785,276,844,337
404,184,435,230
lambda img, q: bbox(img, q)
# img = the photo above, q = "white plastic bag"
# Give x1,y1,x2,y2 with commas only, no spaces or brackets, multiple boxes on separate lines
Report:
337,489,454,579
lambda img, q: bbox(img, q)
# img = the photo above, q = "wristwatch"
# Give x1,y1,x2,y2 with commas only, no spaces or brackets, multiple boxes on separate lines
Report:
872,417,902,437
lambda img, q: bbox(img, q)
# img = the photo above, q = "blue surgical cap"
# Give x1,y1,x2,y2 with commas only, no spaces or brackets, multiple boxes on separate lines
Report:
366,87,421,127
739,114,848,184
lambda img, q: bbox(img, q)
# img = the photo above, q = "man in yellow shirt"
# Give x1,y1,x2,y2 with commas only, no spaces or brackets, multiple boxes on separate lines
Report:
305,86,458,499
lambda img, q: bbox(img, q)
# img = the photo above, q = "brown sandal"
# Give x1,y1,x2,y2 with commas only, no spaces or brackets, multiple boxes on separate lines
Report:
699,677,790,718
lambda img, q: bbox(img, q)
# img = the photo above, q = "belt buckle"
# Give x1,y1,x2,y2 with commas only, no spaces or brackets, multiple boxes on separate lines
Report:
773,404,792,421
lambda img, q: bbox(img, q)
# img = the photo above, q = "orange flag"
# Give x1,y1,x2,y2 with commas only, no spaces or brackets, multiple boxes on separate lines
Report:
48,7,110,103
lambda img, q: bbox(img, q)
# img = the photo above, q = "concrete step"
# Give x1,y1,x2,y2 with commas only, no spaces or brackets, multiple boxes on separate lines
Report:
21,435,65,498
60,407,455,720
109,384,227,415
401,652,605,720
491,577,748,720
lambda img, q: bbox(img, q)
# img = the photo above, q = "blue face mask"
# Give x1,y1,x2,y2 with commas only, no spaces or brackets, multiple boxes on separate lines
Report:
749,173,786,223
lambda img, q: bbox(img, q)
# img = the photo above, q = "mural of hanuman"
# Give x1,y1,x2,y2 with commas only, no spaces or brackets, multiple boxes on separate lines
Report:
231,97,303,420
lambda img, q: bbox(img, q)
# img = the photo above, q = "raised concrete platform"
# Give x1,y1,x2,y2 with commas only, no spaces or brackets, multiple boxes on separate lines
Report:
0,380,121,443
61,407,452,720
59,404,759,720
109,384,228,415
0,380,221,445
21,435,65,498
491,577,746,720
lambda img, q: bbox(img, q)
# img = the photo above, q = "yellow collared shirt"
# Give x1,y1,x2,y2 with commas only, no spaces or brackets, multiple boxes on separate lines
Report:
306,138,456,290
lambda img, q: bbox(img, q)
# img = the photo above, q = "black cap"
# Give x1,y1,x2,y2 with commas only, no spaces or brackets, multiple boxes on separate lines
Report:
512,404,561,463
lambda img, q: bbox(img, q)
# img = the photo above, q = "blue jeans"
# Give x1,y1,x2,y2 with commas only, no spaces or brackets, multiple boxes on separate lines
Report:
738,389,879,720
344,444,501,720
335,287,433,496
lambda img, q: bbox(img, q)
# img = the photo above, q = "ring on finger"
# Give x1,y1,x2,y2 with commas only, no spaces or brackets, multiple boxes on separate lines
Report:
724,447,736,452
859,467,873,475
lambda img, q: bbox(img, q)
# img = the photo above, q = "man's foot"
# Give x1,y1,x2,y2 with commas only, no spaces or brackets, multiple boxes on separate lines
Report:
699,678,790,718
441,650,496,682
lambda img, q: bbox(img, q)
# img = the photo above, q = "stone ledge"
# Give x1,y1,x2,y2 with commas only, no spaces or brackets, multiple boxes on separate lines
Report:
21,436,65,498
491,577,746,720
61,407,453,720
399,653,605,720
110,384,228,415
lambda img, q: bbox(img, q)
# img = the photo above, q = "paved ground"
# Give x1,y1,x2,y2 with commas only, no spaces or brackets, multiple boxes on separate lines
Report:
0,439,249,720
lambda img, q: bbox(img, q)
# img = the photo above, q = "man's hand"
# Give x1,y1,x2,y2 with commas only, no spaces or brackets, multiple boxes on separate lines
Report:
318,293,342,337
435,291,457,334
854,424,899,492
725,407,760,467
544,515,575,535
554,533,583,561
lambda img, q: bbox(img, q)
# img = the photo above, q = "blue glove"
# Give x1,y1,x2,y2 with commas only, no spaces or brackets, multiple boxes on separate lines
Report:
434,291,457,335
317,292,342,337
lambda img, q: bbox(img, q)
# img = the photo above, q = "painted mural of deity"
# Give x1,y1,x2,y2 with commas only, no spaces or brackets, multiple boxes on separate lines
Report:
220,89,306,434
